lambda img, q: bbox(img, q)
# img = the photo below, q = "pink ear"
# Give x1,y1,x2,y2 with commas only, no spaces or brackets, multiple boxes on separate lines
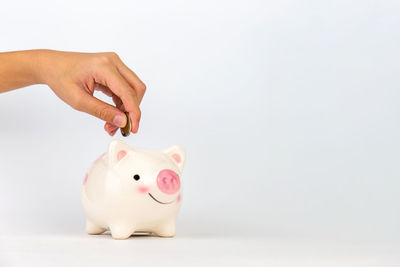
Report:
117,150,127,161
108,140,132,166
163,145,185,173
172,153,182,163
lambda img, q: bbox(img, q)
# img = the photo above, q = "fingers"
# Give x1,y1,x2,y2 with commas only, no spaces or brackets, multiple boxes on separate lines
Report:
74,90,127,129
111,94,124,110
96,66,141,133
95,83,127,136
114,59,146,104
104,123,119,136
104,94,125,135
94,83,113,97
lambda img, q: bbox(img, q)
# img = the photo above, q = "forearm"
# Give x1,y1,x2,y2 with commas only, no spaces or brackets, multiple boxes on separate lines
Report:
0,50,48,93
0,49,145,135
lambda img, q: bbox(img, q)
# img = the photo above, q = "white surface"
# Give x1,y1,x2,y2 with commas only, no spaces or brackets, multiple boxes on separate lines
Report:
0,233,399,267
1,0,400,266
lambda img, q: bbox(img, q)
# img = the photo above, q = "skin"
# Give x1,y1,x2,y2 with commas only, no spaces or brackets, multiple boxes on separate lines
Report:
0,49,146,135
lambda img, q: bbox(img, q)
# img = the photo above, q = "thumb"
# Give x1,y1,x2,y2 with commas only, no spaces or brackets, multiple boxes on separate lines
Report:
77,94,127,127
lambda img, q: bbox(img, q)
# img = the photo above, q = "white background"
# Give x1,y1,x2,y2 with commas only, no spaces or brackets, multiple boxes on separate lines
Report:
0,0,399,266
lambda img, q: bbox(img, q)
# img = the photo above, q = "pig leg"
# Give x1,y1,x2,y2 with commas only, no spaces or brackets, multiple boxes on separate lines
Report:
86,219,106,235
153,220,176,237
110,224,136,240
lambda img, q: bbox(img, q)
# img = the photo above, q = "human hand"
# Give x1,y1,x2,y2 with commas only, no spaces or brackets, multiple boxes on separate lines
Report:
37,50,146,135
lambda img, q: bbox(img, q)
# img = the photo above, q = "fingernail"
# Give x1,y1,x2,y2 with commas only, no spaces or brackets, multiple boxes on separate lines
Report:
113,114,126,127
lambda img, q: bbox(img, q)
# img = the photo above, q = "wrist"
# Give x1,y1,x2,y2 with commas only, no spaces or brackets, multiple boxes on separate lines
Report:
30,49,53,85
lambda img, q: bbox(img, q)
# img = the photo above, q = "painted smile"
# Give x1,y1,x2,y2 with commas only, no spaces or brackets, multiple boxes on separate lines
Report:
148,193,175,205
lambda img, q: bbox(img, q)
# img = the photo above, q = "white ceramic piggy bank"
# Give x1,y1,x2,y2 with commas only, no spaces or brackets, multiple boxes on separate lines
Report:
81,140,185,239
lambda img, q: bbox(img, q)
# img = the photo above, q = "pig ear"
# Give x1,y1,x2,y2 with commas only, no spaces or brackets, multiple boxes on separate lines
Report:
108,140,132,166
163,145,186,173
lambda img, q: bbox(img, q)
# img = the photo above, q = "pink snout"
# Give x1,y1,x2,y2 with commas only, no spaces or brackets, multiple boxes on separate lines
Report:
157,169,180,194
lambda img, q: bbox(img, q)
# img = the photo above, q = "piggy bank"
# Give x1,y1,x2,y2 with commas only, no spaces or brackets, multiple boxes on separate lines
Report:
81,140,185,239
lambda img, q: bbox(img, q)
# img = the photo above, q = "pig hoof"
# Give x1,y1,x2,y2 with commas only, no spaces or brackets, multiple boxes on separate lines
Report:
110,225,135,240
86,219,106,235
153,221,176,237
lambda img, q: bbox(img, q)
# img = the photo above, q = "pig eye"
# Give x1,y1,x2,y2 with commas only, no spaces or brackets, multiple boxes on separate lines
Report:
133,174,140,181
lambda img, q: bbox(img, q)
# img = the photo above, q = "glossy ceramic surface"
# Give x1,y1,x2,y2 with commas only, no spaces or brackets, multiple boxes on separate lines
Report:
82,140,185,239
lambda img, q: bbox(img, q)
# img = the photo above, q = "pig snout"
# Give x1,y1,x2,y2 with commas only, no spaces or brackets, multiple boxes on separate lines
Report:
157,169,180,194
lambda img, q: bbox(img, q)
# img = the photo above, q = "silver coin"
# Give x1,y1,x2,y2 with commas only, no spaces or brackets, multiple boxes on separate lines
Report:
120,112,131,137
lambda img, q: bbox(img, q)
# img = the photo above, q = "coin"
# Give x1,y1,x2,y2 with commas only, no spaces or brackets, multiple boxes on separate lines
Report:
120,112,132,137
